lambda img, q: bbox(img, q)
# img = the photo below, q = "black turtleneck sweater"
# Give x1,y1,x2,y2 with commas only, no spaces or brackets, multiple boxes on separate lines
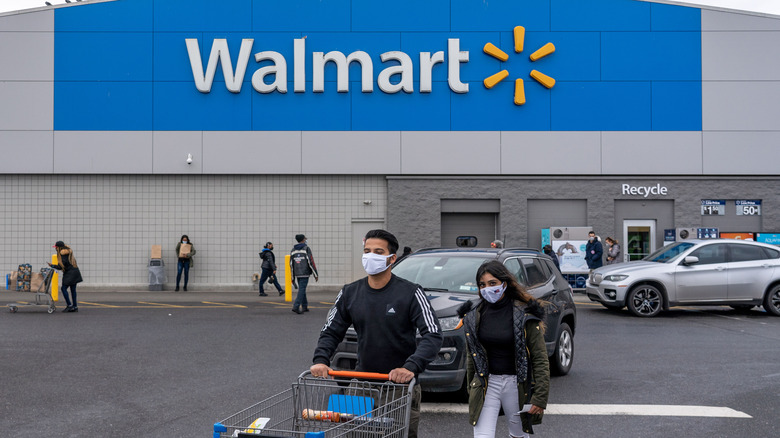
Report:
478,297,515,375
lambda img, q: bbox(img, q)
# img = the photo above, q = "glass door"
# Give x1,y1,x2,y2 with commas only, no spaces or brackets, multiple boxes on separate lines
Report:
623,220,656,262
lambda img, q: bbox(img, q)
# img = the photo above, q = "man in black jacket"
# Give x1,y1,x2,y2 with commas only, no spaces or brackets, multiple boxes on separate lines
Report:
585,231,604,271
311,229,442,438
290,234,318,313
258,242,283,296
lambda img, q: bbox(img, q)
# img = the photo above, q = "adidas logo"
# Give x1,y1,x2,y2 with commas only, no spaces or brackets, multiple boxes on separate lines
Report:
387,307,396,315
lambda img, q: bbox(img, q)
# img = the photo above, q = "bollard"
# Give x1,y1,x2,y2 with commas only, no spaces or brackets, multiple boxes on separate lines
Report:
285,255,292,302
51,254,59,302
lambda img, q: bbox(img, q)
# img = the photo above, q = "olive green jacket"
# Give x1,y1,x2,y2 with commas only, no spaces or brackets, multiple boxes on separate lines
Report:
175,242,196,267
464,301,550,434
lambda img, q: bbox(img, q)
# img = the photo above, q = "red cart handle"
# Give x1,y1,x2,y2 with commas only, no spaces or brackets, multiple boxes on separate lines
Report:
328,370,390,380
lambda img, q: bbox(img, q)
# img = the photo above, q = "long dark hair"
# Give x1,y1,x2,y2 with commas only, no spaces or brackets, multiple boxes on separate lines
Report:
180,235,190,243
476,261,535,304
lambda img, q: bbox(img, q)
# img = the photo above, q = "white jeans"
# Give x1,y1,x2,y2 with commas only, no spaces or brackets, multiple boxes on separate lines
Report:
473,374,530,438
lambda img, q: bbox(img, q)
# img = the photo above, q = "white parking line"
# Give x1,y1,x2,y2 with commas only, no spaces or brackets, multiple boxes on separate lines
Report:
422,403,751,418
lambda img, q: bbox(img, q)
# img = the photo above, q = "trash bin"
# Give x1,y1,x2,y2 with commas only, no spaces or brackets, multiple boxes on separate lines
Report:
148,259,166,291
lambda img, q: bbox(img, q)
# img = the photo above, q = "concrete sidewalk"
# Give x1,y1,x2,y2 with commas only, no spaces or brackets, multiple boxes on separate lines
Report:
1,287,343,304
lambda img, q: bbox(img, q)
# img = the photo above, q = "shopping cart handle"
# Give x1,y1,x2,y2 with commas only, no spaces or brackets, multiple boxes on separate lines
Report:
328,370,390,380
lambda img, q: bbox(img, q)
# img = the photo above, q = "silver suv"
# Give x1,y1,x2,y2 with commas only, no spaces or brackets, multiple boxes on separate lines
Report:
586,239,780,317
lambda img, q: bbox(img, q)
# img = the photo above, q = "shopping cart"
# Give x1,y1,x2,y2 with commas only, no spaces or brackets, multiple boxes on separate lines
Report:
213,370,414,438
8,266,56,314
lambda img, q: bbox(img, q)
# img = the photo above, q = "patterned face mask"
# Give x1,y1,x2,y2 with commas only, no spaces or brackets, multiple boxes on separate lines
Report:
480,282,507,303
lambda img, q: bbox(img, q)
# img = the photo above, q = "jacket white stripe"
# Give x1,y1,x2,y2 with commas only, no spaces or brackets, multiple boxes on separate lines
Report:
415,288,439,333
322,290,342,332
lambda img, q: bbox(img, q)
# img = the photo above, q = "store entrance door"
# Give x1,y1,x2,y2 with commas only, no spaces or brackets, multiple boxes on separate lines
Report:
623,220,656,262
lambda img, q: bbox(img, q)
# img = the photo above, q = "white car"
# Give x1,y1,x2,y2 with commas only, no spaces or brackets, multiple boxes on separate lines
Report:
586,239,780,317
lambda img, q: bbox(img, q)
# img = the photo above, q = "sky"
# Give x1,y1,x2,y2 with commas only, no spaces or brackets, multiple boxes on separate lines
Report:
1,0,779,17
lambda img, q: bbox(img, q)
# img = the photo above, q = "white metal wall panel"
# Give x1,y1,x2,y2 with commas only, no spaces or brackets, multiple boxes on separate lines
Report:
53,131,153,173
501,132,601,175
153,131,204,174
202,131,301,174
301,131,401,174
401,131,501,174
0,131,53,173
602,132,703,175
702,131,780,174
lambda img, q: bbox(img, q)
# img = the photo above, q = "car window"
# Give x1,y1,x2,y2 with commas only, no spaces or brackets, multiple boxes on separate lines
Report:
538,258,553,278
521,257,548,287
729,244,771,262
689,244,728,265
391,255,488,293
645,242,696,263
503,258,528,285
763,247,780,259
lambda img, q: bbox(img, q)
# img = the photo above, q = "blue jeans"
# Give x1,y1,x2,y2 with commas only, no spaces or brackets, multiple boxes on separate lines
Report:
259,268,282,293
176,260,190,288
293,276,309,310
61,284,78,308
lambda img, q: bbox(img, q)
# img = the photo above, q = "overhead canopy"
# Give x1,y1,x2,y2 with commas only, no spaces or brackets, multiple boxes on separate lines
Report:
639,0,780,18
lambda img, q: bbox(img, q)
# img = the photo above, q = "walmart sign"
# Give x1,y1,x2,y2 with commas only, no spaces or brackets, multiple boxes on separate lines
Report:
53,0,703,131
186,38,470,94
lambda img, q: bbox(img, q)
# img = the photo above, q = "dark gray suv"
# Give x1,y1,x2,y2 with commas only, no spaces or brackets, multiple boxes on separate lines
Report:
331,248,577,394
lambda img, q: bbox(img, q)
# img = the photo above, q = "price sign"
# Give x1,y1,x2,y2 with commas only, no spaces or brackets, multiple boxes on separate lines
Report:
701,200,725,215
736,200,761,216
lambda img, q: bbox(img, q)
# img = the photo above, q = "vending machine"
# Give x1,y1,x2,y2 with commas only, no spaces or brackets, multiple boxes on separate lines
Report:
549,226,592,290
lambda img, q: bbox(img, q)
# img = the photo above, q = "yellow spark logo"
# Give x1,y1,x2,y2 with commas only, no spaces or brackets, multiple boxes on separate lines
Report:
483,26,555,105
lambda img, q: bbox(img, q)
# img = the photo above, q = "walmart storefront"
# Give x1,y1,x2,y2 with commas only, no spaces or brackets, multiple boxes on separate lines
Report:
1,0,779,289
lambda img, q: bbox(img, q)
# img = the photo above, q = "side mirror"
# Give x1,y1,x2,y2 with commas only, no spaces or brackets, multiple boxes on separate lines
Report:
682,256,699,266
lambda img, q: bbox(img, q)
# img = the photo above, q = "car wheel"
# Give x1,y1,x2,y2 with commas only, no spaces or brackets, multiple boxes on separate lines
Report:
763,285,780,316
627,285,663,317
550,323,573,376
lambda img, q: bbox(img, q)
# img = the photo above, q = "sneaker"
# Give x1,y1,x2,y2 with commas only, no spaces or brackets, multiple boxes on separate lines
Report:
278,290,284,296
259,292,268,297
62,306,72,313
67,307,78,313
291,308,303,314
175,286,179,291
183,286,187,291
303,308,310,312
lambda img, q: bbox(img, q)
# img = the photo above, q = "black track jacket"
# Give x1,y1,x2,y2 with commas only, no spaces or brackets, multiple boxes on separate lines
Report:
313,274,442,375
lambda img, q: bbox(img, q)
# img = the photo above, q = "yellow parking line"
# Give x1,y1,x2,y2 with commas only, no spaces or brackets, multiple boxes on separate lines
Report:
79,301,121,308
137,301,189,308
201,301,247,308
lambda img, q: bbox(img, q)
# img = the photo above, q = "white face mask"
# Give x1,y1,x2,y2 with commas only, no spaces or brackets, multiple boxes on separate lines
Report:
362,253,393,276
481,283,507,303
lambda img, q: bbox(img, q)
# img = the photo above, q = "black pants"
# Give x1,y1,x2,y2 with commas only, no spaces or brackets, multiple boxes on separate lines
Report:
259,268,282,292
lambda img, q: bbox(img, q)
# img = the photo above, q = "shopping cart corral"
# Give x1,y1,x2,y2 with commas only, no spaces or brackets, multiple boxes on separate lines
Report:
7,266,57,314
214,370,414,438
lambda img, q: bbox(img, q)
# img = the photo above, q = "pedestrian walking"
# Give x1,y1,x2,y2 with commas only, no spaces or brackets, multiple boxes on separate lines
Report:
175,235,196,291
310,229,442,438
258,242,283,296
47,241,83,313
393,246,413,266
459,260,550,438
585,231,603,272
289,234,317,313
605,237,622,265
542,244,560,271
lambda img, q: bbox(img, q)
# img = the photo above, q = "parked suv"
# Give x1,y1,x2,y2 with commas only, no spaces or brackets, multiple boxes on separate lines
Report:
586,239,780,317
330,248,577,394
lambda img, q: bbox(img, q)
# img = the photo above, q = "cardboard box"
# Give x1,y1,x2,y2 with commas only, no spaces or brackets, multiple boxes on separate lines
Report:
8,271,17,290
179,243,192,258
151,245,162,259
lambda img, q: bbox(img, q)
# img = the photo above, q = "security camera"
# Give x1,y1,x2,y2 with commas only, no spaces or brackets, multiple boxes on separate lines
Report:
186,153,193,165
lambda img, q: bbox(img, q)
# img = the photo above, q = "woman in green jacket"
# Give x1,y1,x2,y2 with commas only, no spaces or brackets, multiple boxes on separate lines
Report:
460,261,550,437
174,235,196,291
